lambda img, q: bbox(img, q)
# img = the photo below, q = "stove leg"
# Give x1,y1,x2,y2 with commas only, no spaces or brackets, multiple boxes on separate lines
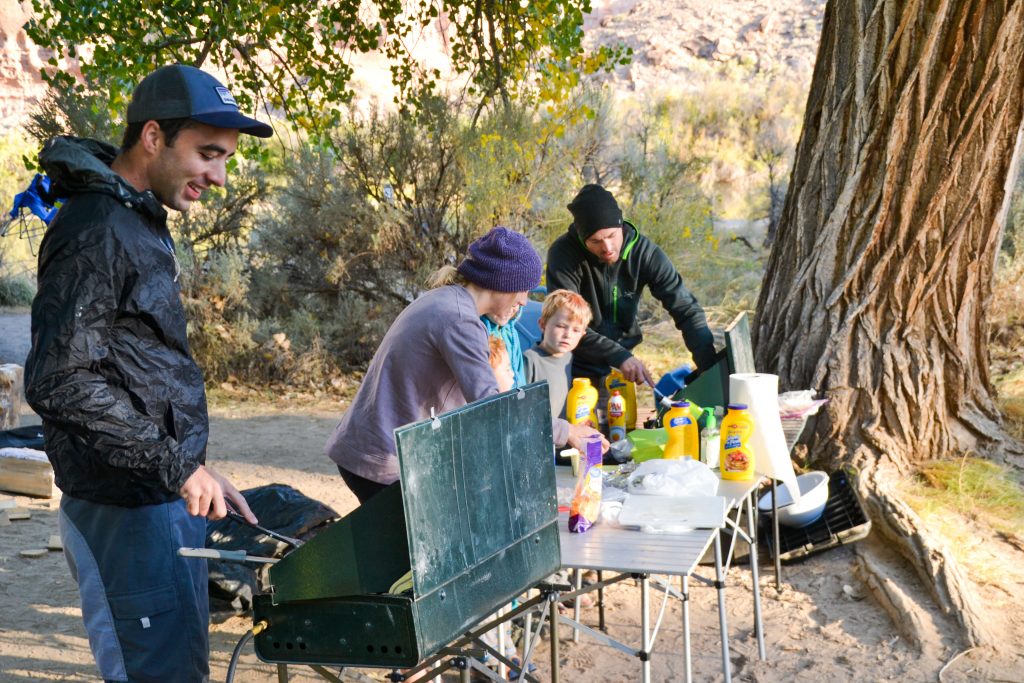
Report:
276,663,288,682
550,593,561,683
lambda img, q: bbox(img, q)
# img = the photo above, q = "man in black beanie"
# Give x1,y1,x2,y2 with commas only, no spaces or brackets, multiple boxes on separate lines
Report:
546,184,716,394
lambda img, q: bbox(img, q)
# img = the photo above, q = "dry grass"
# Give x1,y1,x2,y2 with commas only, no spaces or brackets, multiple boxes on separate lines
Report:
898,456,1024,586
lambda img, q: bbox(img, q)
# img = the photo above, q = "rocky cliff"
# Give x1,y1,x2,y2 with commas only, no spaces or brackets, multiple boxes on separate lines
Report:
0,3,51,132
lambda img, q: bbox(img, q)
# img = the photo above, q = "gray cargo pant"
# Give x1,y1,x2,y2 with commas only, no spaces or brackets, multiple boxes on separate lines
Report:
59,495,209,682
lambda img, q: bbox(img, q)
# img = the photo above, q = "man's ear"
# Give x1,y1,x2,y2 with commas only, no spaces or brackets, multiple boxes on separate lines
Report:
139,120,164,155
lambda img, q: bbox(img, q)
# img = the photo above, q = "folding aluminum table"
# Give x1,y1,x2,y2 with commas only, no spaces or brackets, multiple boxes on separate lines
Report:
554,470,765,683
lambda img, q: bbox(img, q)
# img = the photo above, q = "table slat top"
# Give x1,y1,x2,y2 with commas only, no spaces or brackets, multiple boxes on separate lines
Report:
558,513,717,575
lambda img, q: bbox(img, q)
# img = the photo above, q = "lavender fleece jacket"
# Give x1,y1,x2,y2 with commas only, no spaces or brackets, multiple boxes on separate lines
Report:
326,285,499,484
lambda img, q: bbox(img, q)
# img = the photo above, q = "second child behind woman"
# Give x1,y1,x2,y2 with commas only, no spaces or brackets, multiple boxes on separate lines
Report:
488,336,516,393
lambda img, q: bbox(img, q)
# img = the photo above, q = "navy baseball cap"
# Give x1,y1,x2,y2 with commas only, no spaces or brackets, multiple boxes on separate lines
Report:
126,64,273,138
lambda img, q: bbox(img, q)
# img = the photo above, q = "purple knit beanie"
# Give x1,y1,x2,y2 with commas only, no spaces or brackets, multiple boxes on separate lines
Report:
456,227,543,292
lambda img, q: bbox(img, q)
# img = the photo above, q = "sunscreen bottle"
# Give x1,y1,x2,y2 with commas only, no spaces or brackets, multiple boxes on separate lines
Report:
720,403,755,480
566,378,598,428
663,400,699,459
699,407,720,468
606,369,637,430
607,391,627,442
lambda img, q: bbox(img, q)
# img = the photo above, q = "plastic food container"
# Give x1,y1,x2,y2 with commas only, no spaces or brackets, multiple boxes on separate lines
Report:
757,471,830,528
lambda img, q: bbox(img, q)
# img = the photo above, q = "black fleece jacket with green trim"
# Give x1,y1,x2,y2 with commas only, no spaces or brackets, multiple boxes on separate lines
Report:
546,221,717,379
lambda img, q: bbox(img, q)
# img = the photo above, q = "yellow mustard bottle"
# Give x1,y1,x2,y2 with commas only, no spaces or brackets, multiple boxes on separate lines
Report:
663,400,699,459
566,378,598,428
605,369,637,430
720,403,755,480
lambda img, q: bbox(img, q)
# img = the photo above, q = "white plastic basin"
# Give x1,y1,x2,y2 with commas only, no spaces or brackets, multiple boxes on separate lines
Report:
757,471,829,528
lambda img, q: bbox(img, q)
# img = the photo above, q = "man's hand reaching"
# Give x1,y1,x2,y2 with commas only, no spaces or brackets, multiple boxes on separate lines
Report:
618,356,655,388
179,465,257,523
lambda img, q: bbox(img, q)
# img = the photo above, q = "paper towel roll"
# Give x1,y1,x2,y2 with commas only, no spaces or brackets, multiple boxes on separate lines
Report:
728,373,801,502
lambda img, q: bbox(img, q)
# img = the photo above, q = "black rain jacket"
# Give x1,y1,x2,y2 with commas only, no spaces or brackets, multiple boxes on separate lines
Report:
25,136,207,507
546,221,717,378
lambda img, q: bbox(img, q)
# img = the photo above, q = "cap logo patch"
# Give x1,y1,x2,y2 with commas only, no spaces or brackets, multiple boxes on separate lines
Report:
215,86,238,107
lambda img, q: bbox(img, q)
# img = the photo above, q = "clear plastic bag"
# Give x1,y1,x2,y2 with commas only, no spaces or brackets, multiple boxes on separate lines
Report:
607,437,633,463
777,390,828,418
627,458,718,497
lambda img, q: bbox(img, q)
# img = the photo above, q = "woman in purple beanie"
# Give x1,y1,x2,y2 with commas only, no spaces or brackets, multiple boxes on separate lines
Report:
325,227,604,504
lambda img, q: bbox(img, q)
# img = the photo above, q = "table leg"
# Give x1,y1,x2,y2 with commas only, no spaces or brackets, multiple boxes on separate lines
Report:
598,570,606,632
715,530,732,683
747,493,766,660
682,574,692,683
573,570,582,644
641,574,651,683
550,593,560,683
772,479,782,590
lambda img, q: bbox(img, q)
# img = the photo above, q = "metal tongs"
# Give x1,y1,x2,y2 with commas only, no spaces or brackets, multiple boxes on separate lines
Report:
178,505,305,565
178,547,280,564
224,505,305,549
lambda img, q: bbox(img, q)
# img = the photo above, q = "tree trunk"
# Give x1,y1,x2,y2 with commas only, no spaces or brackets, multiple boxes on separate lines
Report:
754,0,1024,648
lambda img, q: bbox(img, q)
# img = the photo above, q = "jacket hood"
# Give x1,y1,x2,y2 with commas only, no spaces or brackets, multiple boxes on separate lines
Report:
565,220,640,264
39,136,165,219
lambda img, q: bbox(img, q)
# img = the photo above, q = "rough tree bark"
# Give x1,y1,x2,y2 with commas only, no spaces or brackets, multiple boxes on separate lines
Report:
754,0,1024,650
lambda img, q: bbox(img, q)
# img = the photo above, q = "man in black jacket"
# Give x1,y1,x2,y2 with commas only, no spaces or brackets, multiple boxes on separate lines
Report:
547,184,717,395
25,65,271,683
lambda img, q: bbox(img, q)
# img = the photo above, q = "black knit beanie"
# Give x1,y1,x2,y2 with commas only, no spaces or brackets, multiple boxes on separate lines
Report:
567,184,623,241
456,227,543,292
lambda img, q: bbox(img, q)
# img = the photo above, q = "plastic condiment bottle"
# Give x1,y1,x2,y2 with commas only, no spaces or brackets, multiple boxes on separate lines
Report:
605,369,637,430
607,391,627,442
699,407,720,468
566,378,599,428
663,400,699,459
720,403,755,480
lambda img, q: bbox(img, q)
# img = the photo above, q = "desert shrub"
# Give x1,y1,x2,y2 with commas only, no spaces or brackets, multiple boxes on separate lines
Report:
181,246,258,379
246,141,419,371
0,273,35,307
248,94,591,369
461,99,589,238
991,168,1024,380
170,153,327,387
24,85,119,149
1003,166,1024,258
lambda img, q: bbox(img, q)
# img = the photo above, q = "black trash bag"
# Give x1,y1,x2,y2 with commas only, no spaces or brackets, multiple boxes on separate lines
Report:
0,425,45,450
205,483,338,622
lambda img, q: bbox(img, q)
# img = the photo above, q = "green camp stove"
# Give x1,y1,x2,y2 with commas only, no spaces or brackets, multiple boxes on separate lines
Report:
248,384,561,678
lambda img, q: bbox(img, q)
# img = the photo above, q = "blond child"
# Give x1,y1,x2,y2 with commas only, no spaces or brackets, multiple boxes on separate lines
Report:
523,290,593,446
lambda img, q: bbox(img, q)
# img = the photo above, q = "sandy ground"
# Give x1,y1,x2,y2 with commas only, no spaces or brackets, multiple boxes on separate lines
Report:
3,314,1023,681
2,396,1021,682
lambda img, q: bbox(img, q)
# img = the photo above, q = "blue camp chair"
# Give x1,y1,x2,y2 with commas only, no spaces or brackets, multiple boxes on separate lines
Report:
513,286,547,351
